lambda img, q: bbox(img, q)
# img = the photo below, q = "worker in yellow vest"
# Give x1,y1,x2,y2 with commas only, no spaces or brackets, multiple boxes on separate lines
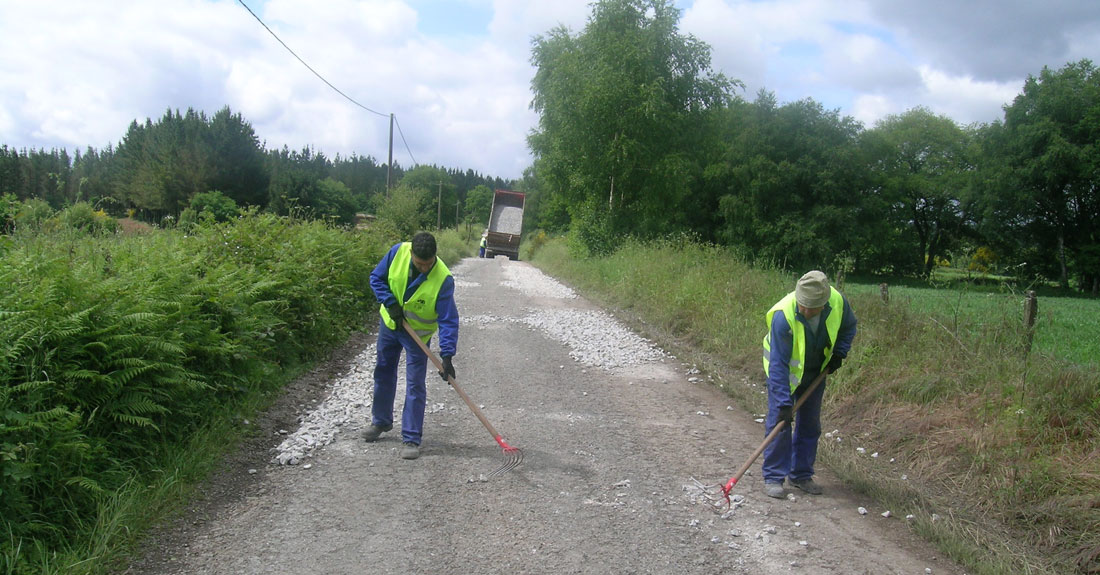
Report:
761,270,857,498
479,232,488,258
362,232,459,460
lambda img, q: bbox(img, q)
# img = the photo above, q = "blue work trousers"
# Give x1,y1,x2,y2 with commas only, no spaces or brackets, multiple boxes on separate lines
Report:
762,372,826,483
372,319,430,445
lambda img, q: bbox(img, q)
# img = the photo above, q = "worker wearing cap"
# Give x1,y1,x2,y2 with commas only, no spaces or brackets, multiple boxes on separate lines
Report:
362,231,459,460
761,270,857,498
479,232,487,258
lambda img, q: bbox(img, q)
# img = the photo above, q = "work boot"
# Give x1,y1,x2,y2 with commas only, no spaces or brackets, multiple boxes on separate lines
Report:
401,442,420,460
789,477,823,495
764,481,785,499
361,424,392,442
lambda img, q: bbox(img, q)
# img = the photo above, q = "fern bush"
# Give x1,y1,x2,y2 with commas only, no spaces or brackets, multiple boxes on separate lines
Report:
0,211,388,570
56,203,117,235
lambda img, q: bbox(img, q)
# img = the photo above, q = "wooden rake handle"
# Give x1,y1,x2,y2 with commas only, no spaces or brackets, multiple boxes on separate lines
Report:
401,321,510,448
721,369,829,495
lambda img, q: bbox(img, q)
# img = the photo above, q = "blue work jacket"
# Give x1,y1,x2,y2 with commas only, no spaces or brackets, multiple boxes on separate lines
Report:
369,243,459,357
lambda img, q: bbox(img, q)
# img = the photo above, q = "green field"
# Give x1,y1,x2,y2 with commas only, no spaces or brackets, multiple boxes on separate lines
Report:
843,281,1100,367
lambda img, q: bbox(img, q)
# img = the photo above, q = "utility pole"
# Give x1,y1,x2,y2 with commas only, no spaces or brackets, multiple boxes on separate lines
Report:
437,181,443,230
386,113,394,193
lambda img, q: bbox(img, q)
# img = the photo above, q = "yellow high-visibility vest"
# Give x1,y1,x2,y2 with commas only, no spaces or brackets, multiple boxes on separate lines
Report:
762,287,843,390
379,242,451,342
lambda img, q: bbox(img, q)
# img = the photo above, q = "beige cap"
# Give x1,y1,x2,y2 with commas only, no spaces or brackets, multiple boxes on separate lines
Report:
795,270,830,308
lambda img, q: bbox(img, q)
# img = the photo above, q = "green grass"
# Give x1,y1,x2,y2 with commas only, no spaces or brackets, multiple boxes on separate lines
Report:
57,376,308,575
843,281,1100,367
435,227,478,266
529,234,1100,575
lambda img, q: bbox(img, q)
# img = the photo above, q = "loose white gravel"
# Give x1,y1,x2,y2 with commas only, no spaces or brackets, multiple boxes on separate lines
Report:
272,262,665,465
271,345,377,465
518,309,666,369
501,265,577,299
490,206,523,235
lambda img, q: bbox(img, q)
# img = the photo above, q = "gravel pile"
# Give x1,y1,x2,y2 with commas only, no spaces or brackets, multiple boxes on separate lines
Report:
501,264,664,369
271,345,377,465
501,265,577,299
519,309,665,369
490,206,523,234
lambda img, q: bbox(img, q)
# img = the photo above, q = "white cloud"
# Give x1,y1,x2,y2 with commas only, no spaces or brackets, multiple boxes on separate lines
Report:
679,0,768,91
917,66,1021,125
851,93,895,127
824,32,920,94
679,0,904,105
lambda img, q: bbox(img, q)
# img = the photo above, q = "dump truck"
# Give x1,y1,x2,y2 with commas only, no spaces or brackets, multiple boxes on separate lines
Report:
484,189,525,260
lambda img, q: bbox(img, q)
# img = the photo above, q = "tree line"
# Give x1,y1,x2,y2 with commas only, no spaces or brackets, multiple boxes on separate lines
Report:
0,106,512,231
522,0,1100,294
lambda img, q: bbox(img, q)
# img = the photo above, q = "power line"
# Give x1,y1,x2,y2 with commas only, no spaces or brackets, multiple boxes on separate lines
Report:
236,0,388,119
392,115,418,167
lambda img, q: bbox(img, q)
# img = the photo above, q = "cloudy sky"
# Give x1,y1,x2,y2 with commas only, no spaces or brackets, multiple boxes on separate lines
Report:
2,0,1098,180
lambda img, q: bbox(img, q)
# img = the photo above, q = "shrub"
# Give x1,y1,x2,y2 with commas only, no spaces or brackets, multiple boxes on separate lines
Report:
568,200,617,257
189,190,239,223
0,193,17,234
15,198,54,230
57,202,117,235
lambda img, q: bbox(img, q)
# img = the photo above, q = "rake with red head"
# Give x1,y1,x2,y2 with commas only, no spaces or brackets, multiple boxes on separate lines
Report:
403,322,523,477
703,370,828,512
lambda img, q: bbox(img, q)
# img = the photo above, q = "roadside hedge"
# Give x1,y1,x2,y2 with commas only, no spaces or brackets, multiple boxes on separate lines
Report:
0,212,395,569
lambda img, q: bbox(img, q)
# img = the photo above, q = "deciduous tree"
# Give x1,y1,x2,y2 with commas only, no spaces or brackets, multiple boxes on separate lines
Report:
529,0,737,253
862,107,977,277
996,59,1100,289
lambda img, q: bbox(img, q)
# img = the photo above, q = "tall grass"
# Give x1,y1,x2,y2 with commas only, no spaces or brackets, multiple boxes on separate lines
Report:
434,227,478,267
1,212,395,573
530,235,1100,575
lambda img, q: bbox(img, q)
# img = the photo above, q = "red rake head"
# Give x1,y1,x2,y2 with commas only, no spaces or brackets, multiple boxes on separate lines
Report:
687,477,739,514
487,439,523,478
716,479,736,512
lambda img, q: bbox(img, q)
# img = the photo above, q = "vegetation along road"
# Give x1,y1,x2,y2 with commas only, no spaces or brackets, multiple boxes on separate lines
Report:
126,257,964,575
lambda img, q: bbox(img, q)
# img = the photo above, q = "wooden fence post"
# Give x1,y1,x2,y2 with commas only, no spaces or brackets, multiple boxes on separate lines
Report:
1023,290,1038,354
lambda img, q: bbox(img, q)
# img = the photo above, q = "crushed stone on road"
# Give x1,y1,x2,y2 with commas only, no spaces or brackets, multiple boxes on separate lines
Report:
271,345,377,465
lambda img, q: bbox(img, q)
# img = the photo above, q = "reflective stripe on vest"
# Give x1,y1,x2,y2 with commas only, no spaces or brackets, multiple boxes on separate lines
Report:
379,243,451,342
762,287,844,390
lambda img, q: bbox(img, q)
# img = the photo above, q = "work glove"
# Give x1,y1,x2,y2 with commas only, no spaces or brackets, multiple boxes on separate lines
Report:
826,355,843,374
386,304,404,331
439,356,456,383
777,405,794,428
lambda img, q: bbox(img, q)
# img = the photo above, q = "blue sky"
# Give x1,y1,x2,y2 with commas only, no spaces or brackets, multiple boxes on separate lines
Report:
411,0,493,37
2,0,1098,180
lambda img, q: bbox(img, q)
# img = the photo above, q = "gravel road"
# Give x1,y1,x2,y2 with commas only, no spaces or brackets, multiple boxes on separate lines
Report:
124,257,966,575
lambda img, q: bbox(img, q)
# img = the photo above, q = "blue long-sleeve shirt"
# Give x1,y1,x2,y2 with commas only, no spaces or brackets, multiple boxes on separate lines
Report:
369,243,459,357
766,294,857,407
